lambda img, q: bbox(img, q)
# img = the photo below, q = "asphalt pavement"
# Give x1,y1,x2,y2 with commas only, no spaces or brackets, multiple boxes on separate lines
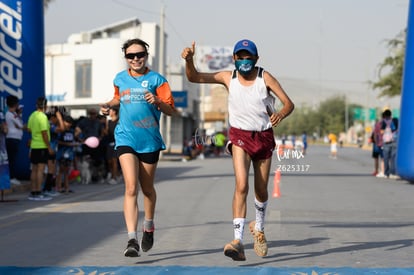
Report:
1,144,414,274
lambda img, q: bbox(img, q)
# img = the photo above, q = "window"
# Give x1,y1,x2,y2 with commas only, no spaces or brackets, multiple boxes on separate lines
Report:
75,60,92,98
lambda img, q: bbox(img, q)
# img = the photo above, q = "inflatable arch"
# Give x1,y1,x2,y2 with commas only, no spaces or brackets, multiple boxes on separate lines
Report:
0,0,45,179
397,0,414,182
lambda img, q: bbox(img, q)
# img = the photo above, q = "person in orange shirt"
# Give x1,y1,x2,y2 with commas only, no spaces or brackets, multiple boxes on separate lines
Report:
101,38,176,258
328,133,338,159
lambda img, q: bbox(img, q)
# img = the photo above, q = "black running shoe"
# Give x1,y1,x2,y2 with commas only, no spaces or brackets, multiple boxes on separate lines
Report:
141,230,154,252
124,239,140,257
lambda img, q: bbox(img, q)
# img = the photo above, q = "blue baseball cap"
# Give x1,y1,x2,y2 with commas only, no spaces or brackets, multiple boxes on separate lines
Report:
233,39,258,56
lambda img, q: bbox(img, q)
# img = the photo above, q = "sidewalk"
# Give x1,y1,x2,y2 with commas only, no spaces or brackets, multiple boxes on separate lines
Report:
1,152,185,199
1,180,30,198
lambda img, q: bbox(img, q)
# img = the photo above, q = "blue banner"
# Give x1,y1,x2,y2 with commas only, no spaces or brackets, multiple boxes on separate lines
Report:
172,91,188,108
0,0,45,179
0,112,10,190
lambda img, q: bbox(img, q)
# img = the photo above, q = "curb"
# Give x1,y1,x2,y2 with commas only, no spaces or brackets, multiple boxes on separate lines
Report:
1,181,31,196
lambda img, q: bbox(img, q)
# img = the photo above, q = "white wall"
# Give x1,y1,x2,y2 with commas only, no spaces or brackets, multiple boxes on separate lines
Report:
44,22,163,110
45,38,124,107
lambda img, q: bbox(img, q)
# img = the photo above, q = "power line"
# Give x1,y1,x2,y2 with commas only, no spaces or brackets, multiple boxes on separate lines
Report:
111,0,188,49
111,0,159,16
164,16,188,49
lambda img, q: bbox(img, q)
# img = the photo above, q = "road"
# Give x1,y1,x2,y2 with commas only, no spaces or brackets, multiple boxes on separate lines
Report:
1,145,414,274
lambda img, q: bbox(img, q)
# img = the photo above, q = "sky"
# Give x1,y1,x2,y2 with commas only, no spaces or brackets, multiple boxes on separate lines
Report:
44,0,410,108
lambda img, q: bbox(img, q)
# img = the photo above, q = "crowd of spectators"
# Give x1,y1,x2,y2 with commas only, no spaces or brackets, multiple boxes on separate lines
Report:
3,95,121,201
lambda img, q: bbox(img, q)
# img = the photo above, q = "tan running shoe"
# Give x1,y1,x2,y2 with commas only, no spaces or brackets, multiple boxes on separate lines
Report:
223,239,246,261
249,221,268,257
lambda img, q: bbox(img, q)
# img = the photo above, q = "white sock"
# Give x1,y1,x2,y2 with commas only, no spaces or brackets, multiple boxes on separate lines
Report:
254,198,267,232
233,218,245,242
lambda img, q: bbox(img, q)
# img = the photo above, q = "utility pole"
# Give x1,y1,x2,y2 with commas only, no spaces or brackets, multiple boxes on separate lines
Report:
345,95,349,134
159,4,165,76
158,4,171,153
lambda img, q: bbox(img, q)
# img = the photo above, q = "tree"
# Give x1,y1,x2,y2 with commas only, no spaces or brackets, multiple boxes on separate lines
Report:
274,105,316,137
371,30,405,98
273,95,354,139
317,95,348,136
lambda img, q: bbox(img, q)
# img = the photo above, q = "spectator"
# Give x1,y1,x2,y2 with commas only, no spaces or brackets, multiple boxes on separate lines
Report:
0,110,9,188
5,95,25,185
380,109,399,179
75,108,103,157
328,133,338,159
213,131,226,156
302,131,308,155
27,97,53,201
104,106,121,184
371,116,384,177
43,106,65,195
75,108,105,182
291,133,296,149
56,115,76,193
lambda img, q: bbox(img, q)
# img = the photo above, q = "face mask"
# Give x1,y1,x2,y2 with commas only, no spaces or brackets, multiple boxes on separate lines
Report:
235,59,256,75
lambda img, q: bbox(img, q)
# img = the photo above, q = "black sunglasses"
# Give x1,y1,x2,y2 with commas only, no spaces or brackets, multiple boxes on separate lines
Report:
125,51,147,59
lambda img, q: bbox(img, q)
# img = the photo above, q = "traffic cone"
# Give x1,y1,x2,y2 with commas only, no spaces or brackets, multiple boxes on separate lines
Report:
272,169,281,198
277,144,284,157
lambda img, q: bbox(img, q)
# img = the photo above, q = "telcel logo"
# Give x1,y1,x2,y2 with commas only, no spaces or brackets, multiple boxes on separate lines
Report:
0,1,23,99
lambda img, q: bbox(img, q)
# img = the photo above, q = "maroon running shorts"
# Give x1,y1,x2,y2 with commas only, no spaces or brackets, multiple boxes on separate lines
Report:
228,127,275,161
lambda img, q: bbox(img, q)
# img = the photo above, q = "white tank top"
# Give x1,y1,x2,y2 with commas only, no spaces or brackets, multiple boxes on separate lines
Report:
228,67,274,131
